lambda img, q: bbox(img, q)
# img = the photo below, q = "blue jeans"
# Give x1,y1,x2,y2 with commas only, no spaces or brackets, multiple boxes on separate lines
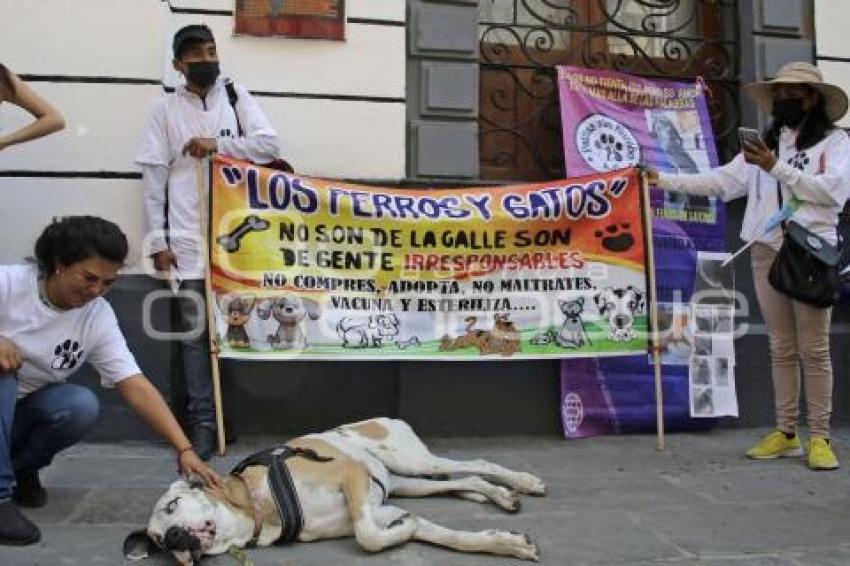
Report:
176,280,215,430
0,374,99,500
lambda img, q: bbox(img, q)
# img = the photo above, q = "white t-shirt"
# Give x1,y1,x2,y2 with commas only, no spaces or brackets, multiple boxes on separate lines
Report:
0,264,141,398
135,77,279,279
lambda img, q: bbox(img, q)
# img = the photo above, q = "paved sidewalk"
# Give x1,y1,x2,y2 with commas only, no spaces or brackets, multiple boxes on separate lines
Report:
2,427,850,566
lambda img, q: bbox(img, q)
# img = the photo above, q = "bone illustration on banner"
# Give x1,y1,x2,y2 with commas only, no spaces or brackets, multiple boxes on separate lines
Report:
217,214,270,253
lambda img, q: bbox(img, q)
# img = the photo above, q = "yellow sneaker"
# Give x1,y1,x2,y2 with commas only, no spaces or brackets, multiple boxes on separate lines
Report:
807,438,839,471
746,430,803,459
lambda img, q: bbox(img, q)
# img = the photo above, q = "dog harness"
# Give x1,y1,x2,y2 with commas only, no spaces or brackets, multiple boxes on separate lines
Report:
229,446,333,545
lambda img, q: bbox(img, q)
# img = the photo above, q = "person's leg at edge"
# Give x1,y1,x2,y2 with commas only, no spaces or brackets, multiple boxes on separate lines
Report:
10,383,99,507
0,373,40,545
0,373,16,501
793,299,838,469
177,279,216,460
747,244,804,458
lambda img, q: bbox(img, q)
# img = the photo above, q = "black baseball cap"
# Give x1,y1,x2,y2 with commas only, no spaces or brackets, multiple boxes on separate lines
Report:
172,24,215,57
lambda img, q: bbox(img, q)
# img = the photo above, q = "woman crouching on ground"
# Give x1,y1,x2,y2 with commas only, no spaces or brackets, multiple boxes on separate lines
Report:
0,216,222,546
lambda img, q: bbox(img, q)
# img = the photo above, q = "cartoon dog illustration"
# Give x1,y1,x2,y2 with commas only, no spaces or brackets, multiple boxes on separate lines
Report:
594,286,645,342
217,295,256,348
556,297,593,347
440,314,521,357
490,313,521,356
528,328,555,346
256,296,320,350
531,297,593,348
336,313,400,348
395,336,421,350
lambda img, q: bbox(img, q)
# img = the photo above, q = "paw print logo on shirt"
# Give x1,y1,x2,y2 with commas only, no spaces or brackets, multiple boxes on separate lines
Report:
787,151,810,171
51,339,84,370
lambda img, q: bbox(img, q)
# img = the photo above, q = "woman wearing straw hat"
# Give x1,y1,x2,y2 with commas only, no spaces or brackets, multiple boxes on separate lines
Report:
647,61,850,470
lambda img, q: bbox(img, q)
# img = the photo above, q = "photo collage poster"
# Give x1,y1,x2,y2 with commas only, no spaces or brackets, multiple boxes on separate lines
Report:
687,252,737,418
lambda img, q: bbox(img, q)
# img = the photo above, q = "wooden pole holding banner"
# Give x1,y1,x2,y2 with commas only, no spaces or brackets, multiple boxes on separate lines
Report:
197,160,227,456
640,168,665,450
204,260,227,457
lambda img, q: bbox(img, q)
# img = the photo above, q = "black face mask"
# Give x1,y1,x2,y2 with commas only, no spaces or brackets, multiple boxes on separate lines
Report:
185,61,219,89
772,97,807,129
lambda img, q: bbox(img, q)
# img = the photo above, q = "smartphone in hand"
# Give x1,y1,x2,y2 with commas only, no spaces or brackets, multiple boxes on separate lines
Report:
738,127,762,147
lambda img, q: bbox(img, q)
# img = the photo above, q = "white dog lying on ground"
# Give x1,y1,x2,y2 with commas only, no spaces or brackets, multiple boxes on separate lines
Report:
139,418,544,564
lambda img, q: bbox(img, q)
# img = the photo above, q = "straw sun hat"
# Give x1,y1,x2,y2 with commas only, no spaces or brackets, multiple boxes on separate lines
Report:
743,61,849,122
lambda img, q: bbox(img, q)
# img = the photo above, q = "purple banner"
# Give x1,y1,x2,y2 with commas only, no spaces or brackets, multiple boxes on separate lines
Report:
557,66,724,438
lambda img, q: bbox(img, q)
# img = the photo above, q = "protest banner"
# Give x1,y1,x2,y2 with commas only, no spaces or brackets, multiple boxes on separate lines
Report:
556,66,729,439
207,156,651,361
557,65,723,248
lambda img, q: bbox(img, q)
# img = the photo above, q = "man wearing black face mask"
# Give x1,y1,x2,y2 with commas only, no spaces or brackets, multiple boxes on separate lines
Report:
135,24,280,460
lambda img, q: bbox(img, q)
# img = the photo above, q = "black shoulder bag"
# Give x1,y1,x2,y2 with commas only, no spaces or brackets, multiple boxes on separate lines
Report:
767,180,841,307
224,80,294,173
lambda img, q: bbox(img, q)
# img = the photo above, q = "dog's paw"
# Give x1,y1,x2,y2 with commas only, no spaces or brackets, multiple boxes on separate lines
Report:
505,490,522,513
594,223,635,253
477,479,522,513
512,472,546,496
454,491,489,504
489,530,540,561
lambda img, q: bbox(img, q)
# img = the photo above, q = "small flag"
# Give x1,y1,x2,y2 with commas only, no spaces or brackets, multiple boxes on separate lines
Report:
721,196,801,267
762,196,801,234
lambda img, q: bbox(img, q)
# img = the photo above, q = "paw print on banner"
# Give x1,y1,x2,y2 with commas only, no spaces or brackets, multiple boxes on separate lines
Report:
595,223,634,252
787,151,810,171
51,339,84,370
594,133,624,164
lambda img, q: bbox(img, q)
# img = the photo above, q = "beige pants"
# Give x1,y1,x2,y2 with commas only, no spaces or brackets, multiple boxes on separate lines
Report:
751,243,834,438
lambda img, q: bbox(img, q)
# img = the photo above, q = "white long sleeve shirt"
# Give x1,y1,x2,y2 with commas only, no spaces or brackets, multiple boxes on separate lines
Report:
135,76,280,279
658,128,850,250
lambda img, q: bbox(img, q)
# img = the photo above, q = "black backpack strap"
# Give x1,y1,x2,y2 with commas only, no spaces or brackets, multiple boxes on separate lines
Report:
775,149,787,234
224,79,244,137
776,181,789,234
